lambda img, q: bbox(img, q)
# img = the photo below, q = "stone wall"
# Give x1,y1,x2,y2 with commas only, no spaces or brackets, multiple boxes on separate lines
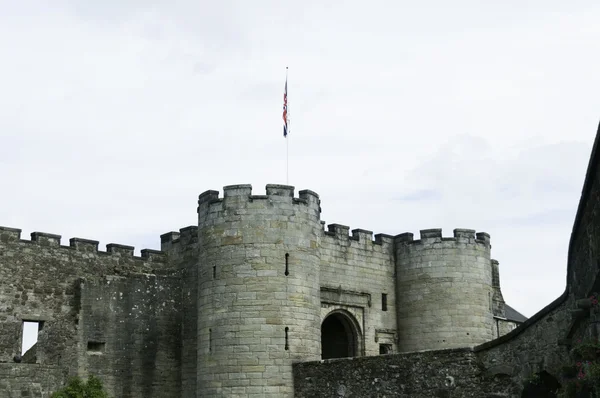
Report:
492,318,519,340
0,363,65,397
0,226,174,397
476,297,571,381
567,127,600,300
319,226,396,356
161,226,199,398
293,348,520,398
81,275,182,397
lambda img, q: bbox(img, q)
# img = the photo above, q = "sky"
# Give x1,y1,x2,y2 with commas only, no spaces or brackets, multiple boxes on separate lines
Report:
2,1,600,338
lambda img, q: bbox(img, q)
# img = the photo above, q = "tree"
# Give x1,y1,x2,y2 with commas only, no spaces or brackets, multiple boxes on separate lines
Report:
50,375,110,398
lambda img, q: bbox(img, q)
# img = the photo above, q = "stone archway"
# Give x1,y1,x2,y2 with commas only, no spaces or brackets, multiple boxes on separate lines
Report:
321,310,362,359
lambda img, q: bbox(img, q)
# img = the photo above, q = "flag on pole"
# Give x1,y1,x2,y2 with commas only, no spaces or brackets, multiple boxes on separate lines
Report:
283,75,288,137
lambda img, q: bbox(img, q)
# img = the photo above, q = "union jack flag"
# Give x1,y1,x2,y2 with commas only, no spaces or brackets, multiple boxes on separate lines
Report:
283,77,288,137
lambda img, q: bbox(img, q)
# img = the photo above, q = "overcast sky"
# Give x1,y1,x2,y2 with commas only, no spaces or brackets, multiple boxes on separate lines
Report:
3,1,600,329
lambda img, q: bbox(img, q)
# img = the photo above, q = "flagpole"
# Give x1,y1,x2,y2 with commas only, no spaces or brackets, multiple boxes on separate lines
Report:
286,66,289,185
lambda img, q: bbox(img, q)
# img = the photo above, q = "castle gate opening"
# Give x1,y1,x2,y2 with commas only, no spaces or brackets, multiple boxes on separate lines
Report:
321,310,361,359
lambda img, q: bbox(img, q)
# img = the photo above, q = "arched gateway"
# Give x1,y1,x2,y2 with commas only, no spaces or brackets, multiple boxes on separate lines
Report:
321,310,362,359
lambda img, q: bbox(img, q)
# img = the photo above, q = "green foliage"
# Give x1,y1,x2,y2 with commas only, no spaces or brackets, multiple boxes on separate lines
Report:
50,375,110,398
556,342,600,397
525,372,541,385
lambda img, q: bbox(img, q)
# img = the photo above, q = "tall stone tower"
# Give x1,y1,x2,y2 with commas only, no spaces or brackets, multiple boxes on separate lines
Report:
196,184,322,397
394,228,494,352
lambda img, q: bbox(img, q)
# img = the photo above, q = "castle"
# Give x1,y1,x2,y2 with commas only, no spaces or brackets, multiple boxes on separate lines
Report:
0,183,527,397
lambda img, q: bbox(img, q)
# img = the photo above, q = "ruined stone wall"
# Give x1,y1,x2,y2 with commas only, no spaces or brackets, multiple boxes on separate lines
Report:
319,225,396,356
293,348,520,398
0,226,173,397
81,275,181,397
394,228,494,352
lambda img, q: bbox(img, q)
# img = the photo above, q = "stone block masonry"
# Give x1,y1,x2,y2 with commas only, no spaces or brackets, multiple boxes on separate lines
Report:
196,184,323,398
293,348,521,397
394,228,494,351
0,363,64,397
81,275,182,397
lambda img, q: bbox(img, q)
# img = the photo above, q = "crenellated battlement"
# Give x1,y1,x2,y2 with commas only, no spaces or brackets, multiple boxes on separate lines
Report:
0,226,166,263
393,228,491,247
319,223,396,267
322,223,395,245
196,184,321,221
160,225,198,252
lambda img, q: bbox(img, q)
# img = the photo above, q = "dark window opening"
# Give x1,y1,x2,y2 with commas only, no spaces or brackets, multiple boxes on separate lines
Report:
87,341,105,353
209,329,212,353
21,321,43,356
382,293,388,311
379,344,392,355
212,266,216,279
285,253,289,276
285,327,289,350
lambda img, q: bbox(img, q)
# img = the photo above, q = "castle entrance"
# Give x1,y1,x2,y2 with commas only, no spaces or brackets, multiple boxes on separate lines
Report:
321,311,360,359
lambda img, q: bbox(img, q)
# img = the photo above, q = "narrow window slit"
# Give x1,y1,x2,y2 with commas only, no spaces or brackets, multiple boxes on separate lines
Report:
382,293,388,311
209,328,212,353
212,266,216,279
285,253,289,276
285,327,289,350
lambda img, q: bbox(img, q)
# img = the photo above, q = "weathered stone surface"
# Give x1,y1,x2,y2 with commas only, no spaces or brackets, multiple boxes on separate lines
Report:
394,229,494,351
293,348,521,397
81,275,182,397
0,228,178,397
196,185,322,398
0,364,64,397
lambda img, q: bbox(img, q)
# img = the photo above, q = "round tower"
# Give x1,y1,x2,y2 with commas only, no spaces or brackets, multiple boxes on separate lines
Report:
394,228,494,352
196,184,322,398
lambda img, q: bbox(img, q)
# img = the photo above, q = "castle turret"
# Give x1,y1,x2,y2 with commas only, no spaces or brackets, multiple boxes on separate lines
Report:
394,228,494,352
491,259,506,318
196,184,322,397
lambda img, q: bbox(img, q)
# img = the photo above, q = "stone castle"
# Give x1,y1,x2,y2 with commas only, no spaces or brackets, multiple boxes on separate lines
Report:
0,182,526,397
2,121,599,397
